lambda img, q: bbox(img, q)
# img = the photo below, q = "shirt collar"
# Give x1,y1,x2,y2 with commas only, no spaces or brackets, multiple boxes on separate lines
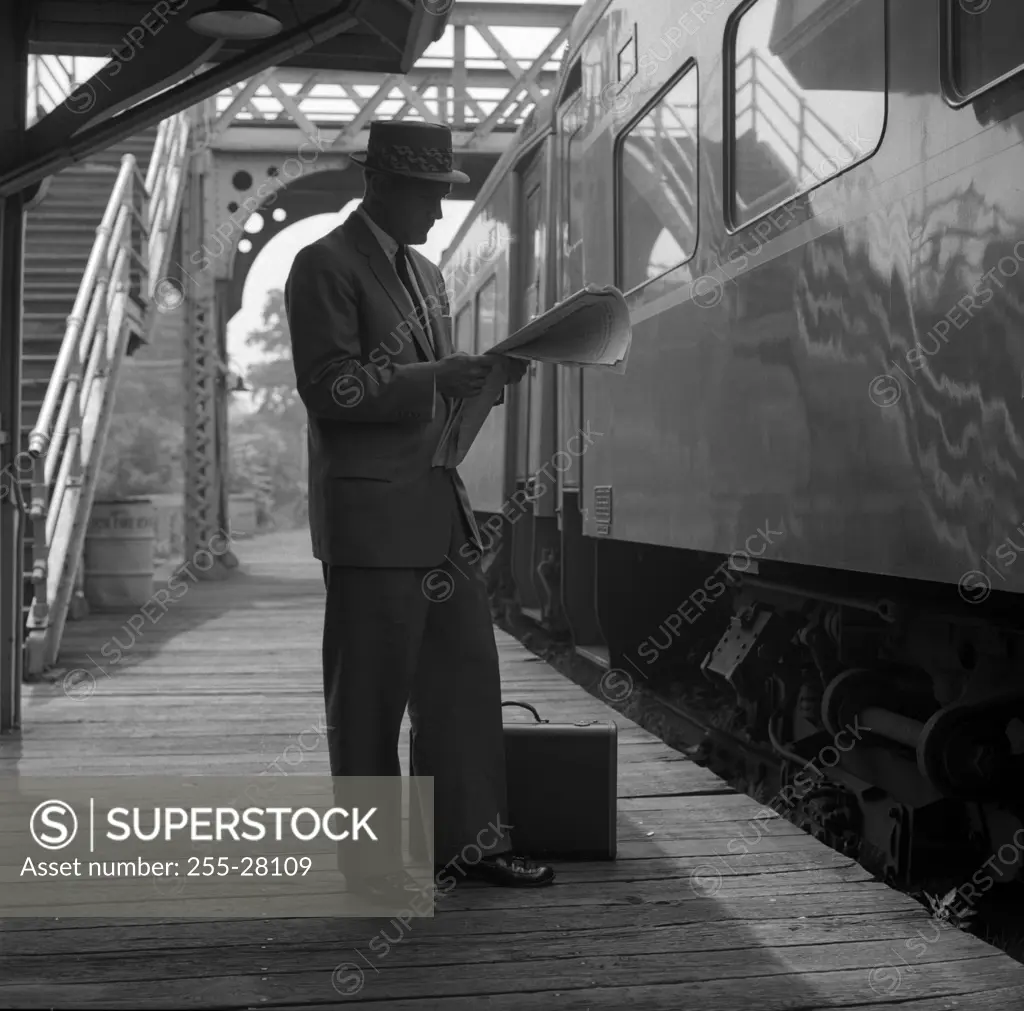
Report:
356,203,399,263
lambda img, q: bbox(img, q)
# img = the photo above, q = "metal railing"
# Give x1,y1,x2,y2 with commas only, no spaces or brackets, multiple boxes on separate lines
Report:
734,49,863,218
23,111,191,674
26,55,85,126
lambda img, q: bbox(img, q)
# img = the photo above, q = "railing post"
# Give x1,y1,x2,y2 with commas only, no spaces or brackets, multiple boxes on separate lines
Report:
798,101,806,182
26,454,47,633
127,165,142,309
750,53,758,141
66,308,85,491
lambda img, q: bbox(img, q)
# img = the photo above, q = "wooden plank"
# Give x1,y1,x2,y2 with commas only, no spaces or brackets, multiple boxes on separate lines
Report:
276,984,1024,1011
4,736,694,759
0,760,726,798
0,918,1001,985
0,952,1019,1009
0,909,925,954
0,865,882,912
867,989,1024,1011
0,893,927,941
254,972,1024,1011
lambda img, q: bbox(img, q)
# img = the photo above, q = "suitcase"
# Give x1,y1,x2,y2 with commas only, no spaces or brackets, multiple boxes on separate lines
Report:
502,700,617,860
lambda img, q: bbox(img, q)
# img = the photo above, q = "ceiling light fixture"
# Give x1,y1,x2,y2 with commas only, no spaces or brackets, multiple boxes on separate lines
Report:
187,1,284,40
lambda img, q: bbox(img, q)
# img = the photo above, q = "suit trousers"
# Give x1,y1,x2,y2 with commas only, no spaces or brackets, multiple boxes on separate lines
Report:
320,476,512,874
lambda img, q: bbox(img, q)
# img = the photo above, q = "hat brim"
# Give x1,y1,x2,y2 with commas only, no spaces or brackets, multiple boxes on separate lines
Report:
349,151,470,185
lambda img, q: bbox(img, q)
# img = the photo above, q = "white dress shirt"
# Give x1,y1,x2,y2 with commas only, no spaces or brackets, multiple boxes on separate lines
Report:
356,204,439,356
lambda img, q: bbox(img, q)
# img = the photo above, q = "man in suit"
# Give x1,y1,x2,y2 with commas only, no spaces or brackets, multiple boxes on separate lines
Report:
285,120,554,898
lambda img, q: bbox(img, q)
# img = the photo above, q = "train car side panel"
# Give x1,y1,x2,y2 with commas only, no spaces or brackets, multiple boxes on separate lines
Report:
581,0,1024,592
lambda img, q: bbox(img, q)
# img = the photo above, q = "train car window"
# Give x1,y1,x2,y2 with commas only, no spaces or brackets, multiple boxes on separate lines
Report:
474,275,498,352
617,64,699,293
949,1,1024,99
454,304,473,354
522,178,544,321
560,93,585,297
730,0,885,228
561,57,582,104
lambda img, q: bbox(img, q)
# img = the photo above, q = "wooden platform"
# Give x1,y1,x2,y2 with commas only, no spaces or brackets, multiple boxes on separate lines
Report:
2,529,1023,1009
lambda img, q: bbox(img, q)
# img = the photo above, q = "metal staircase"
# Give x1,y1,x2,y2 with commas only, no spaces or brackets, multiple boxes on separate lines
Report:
734,49,862,220
16,64,191,674
23,130,160,435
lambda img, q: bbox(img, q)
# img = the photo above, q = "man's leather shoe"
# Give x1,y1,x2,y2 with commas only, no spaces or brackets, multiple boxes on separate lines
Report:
463,854,554,887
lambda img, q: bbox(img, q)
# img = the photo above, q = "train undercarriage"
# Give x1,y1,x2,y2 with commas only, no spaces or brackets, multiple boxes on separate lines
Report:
480,490,1024,911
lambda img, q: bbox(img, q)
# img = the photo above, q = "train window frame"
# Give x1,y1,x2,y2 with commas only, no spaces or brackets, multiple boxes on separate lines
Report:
940,0,1024,107
723,0,889,234
613,58,700,296
474,274,498,353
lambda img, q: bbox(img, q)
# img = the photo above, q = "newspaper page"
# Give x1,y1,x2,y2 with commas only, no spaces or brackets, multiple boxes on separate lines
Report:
486,285,631,374
432,285,630,468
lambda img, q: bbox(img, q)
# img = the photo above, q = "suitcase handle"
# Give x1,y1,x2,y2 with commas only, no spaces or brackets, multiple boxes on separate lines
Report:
502,700,549,723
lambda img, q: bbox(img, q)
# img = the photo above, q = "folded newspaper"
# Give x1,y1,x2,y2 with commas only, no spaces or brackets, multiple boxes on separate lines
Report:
432,284,630,468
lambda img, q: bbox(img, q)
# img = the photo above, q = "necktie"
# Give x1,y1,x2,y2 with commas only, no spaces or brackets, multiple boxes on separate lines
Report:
395,245,436,357
398,246,460,466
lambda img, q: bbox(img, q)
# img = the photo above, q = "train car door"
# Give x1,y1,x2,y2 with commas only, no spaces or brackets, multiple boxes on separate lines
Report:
510,141,559,625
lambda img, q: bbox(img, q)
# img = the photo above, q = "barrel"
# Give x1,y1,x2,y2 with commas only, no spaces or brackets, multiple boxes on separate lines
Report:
83,499,155,610
229,493,258,538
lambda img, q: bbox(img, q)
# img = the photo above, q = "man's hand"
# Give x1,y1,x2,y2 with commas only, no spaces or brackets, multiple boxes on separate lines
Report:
434,353,498,399
502,357,529,384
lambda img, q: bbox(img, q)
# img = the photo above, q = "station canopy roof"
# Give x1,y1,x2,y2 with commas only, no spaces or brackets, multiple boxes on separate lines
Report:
24,1,563,72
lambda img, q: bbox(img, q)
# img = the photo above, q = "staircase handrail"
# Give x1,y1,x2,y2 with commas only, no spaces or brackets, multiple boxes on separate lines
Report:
26,55,79,126
46,211,131,549
737,50,861,174
27,155,140,459
27,112,189,461
145,113,191,292
42,206,131,492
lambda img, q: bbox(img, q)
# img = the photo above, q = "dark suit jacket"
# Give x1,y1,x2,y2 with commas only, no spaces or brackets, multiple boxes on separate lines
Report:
286,210,484,567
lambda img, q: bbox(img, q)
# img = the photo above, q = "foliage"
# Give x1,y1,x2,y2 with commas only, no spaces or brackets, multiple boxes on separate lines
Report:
97,352,184,499
228,288,306,523
95,289,307,525
925,888,977,929
241,288,305,425
98,412,182,498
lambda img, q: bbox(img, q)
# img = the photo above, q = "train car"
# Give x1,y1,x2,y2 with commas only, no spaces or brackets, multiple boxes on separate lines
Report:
441,0,1024,890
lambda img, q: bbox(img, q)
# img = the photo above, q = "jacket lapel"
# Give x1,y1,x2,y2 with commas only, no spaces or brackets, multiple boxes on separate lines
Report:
348,214,435,363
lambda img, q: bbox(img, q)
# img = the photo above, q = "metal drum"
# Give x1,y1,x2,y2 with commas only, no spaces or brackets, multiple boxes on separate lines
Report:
83,499,155,610
229,493,258,538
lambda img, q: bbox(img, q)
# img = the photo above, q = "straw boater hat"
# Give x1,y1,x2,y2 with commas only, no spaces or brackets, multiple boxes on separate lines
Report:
349,120,470,184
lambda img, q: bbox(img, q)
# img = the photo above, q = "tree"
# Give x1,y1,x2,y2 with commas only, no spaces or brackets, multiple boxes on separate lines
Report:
242,288,305,425
228,288,306,524
96,346,185,499
97,411,182,498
